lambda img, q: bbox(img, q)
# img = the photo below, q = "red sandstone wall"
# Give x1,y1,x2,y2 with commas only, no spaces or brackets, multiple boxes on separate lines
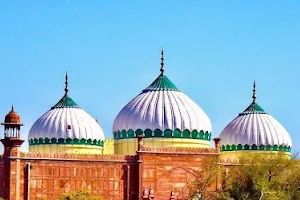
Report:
15,154,138,200
140,147,219,200
0,156,5,198
1,148,220,200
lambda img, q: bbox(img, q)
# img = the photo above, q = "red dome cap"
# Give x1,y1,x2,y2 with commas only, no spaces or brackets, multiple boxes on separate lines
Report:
4,105,20,124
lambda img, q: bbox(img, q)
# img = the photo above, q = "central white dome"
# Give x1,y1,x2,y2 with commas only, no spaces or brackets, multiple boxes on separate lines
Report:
113,71,211,138
113,51,212,154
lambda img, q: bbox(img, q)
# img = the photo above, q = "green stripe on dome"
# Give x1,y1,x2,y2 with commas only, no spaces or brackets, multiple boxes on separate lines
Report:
51,95,80,109
221,144,291,152
29,137,104,147
240,102,267,115
113,128,212,141
143,74,180,92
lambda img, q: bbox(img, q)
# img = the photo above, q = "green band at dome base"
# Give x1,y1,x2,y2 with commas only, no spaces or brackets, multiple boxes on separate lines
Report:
221,144,291,152
29,137,104,147
113,128,212,141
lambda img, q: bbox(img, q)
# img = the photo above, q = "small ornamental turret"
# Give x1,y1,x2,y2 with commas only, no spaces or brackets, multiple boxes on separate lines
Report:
142,187,149,199
170,189,176,200
137,135,143,151
149,186,155,199
213,138,221,153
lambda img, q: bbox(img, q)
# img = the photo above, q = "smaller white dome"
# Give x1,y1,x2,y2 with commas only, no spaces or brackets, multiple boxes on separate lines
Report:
28,95,105,144
220,84,292,151
220,110,292,148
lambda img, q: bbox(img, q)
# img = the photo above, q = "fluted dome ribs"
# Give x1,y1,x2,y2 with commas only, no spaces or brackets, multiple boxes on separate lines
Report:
220,84,292,152
113,73,212,140
28,74,105,146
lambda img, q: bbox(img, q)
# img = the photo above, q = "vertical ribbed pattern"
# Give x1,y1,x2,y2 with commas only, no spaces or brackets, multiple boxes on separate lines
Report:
220,113,292,147
113,90,212,133
28,107,105,141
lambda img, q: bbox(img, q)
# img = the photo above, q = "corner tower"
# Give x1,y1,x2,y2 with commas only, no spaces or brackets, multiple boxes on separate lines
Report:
0,106,24,200
1,105,24,157
113,50,212,154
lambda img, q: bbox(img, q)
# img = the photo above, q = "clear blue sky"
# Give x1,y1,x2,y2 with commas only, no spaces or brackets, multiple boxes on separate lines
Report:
0,1,299,152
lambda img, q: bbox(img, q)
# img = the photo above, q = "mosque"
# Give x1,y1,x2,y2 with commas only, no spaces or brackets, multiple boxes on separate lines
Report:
0,51,292,200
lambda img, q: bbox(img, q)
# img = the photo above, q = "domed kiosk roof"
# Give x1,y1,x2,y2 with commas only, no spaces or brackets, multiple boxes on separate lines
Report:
113,51,212,141
4,105,21,124
28,74,105,146
219,82,292,152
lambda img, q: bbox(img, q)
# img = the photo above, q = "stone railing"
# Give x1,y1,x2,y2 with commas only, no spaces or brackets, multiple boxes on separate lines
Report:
141,146,218,154
219,158,240,165
20,152,136,161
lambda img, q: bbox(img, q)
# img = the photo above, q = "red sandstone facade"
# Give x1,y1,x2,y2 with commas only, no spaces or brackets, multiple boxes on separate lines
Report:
0,137,221,200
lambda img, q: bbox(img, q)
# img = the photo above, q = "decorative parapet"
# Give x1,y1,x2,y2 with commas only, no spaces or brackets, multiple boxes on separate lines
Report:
104,138,114,144
221,144,291,152
114,128,212,141
140,146,218,154
17,152,137,162
219,158,240,166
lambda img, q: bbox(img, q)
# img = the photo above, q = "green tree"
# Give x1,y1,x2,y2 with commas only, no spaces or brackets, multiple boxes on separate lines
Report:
187,156,220,200
59,189,103,200
217,152,300,200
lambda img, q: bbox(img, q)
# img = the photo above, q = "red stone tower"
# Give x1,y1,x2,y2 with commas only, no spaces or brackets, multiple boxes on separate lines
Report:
1,106,24,200
1,105,24,157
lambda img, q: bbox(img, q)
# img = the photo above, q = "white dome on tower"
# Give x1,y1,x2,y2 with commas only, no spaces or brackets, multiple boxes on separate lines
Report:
219,82,292,152
28,74,105,147
113,50,212,142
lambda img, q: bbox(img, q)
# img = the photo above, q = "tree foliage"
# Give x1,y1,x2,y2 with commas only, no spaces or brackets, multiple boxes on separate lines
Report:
188,153,300,200
217,153,300,200
59,189,103,200
187,156,220,200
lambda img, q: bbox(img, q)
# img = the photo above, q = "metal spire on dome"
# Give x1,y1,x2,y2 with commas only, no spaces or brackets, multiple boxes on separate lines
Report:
11,104,14,112
160,48,164,75
240,80,266,115
252,80,256,103
64,72,69,96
